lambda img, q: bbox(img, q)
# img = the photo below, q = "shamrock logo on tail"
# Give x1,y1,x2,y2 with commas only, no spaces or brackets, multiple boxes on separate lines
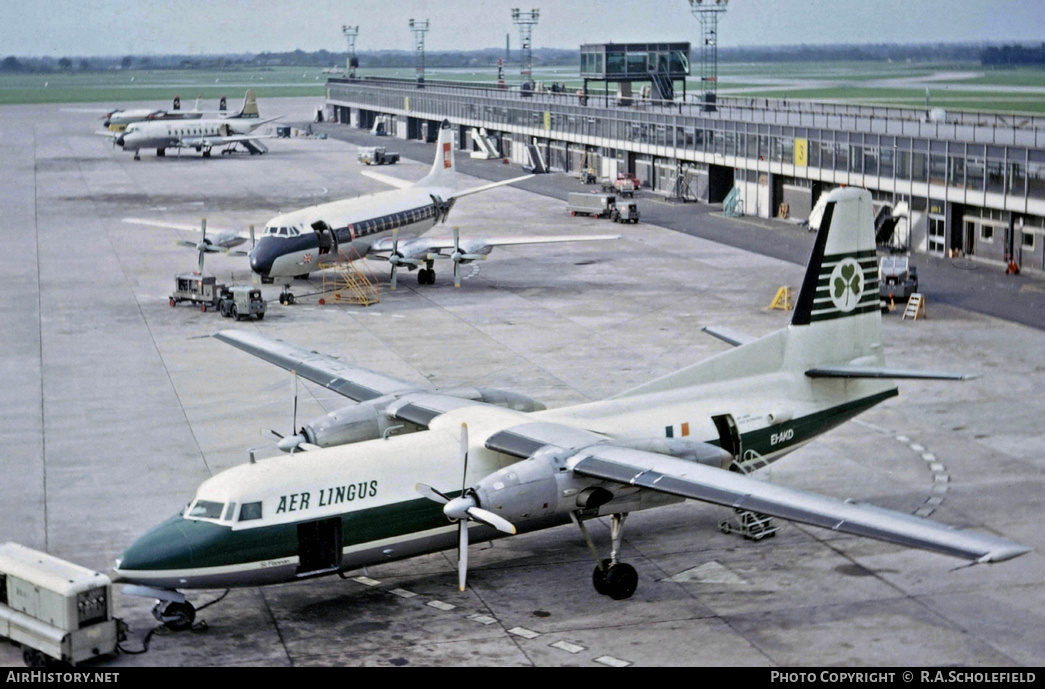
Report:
833,261,862,309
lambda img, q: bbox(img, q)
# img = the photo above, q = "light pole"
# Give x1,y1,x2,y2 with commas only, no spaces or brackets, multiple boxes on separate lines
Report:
689,0,728,110
511,8,539,93
409,18,430,88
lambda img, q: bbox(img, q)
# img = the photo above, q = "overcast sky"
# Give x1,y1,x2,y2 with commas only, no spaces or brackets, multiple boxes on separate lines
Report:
4,0,1044,58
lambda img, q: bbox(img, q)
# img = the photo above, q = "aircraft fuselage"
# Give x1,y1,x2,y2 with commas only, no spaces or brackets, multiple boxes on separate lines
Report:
113,369,897,590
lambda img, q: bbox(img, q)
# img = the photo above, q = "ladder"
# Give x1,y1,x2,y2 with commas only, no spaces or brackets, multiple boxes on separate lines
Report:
667,162,698,202
767,286,793,311
320,251,380,306
902,293,926,320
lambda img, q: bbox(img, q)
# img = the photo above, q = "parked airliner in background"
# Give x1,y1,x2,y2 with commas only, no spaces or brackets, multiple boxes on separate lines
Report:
114,188,1029,631
124,121,618,292
105,90,276,160
103,93,244,132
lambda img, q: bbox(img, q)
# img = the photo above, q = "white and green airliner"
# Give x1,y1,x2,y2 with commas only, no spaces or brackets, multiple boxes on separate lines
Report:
114,188,1030,630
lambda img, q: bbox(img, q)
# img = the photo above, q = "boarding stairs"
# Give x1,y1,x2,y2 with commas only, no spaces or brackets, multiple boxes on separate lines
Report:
719,452,779,541
667,162,698,202
525,142,547,174
722,186,745,217
319,250,380,306
470,128,501,160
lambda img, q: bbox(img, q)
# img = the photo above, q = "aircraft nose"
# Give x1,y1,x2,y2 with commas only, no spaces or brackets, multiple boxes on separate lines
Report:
249,240,275,277
115,134,126,147
115,514,196,576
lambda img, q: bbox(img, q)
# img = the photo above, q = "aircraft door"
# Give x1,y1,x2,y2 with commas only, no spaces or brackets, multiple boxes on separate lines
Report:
711,414,742,468
296,517,343,576
312,220,338,257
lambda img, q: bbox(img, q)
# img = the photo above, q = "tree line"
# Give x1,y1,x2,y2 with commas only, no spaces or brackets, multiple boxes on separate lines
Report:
3,43,1043,73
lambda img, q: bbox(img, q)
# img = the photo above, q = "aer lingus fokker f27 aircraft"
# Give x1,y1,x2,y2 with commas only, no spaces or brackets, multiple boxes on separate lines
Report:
114,188,1029,630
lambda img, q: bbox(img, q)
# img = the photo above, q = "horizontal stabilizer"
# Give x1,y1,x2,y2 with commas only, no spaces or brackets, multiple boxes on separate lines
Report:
451,174,534,199
701,326,756,348
360,169,413,190
806,366,977,380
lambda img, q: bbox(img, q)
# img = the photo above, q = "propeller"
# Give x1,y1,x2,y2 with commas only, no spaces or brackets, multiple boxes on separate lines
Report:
416,423,516,591
268,370,308,453
448,227,487,288
196,219,209,274
430,194,456,224
381,228,422,291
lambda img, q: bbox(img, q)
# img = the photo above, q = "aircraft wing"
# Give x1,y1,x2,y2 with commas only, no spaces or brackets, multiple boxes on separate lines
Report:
176,134,275,148
123,218,256,243
214,330,423,403
369,233,620,260
484,423,1030,564
450,174,534,199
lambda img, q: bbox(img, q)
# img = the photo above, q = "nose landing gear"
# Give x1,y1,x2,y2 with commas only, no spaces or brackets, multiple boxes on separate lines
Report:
152,600,196,631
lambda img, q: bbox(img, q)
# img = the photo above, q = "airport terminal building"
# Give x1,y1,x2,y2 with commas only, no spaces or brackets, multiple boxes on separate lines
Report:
326,66,1045,273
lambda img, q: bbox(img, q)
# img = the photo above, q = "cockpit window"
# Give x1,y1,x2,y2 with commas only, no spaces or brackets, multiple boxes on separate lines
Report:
222,502,237,521
186,500,224,520
239,502,263,522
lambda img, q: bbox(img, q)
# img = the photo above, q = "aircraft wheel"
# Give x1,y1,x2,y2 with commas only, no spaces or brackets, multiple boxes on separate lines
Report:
202,150,211,158
604,563,638,600
157,601,196,632
570,211,577,217
286,293,295,305
256,312,265,320
592,559,613,595
23,649,50,668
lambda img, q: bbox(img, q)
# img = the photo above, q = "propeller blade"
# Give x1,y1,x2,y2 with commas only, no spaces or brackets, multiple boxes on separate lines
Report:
454,260,461,288
266,429,285,440
458,520,469,592
453,227,462,288
467,507,516,535
292,370,299,433
197,219,207,273
249,224,256,249
460,423,469,494
416,483,451,504
389,264,398,290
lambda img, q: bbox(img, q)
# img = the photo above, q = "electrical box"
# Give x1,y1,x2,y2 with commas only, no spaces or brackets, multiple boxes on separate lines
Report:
0,543,118,667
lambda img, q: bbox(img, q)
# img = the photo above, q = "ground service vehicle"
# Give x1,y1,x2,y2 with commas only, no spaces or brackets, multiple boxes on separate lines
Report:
567,192,617,218
879,254,918,303
611,200,640,224
602,172,638,197
357,147,400,166
219,285,266,320
170,273,225,311
0,543,118,667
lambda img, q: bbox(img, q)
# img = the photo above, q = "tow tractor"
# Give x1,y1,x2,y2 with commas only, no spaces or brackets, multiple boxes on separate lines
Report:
218,285,266,320
357,147,400,166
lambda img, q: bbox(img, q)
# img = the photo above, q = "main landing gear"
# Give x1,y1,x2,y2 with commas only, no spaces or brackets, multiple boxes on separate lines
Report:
278,284,297,305
571,512,639,600
152,600,196,631
417,259,436,286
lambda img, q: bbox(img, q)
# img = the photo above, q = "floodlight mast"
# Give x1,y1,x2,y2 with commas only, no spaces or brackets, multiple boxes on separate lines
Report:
689,0,728,109
342,25,359,78
409,18,430,88
511,8,539,90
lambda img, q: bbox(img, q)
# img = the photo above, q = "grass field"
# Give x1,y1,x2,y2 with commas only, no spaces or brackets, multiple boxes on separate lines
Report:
1,62,1043,115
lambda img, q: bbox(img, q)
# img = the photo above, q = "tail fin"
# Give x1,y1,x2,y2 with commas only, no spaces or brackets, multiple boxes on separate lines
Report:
614,187,884,398
229,89,259,119
414,120,457,192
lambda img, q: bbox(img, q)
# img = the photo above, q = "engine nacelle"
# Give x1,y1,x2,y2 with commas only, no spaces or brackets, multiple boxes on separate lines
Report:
471,447,564,523
441,387,546,413
300,396,412,448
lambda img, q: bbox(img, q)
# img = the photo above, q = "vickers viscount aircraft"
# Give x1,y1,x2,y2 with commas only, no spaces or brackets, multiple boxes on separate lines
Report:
123,121,617,293
102,95,204,132
114,188,1030,631
107,90,276,160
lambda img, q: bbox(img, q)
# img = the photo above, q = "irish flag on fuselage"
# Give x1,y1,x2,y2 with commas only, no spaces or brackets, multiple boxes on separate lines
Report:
792,188,880,326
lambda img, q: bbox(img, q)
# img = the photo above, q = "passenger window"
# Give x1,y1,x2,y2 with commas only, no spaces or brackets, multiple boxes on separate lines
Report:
239,502,263,521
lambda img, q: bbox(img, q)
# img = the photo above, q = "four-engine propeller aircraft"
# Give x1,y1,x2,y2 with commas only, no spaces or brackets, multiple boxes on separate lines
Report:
114,188,1030,630
124,121,617,293
102,93,245,132
106,90,276,160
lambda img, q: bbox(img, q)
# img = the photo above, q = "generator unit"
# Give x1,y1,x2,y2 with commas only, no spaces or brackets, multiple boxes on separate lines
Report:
0,543,118,667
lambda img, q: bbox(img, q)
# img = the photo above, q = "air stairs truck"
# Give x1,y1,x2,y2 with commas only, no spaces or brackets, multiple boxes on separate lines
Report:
0,543,118,667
